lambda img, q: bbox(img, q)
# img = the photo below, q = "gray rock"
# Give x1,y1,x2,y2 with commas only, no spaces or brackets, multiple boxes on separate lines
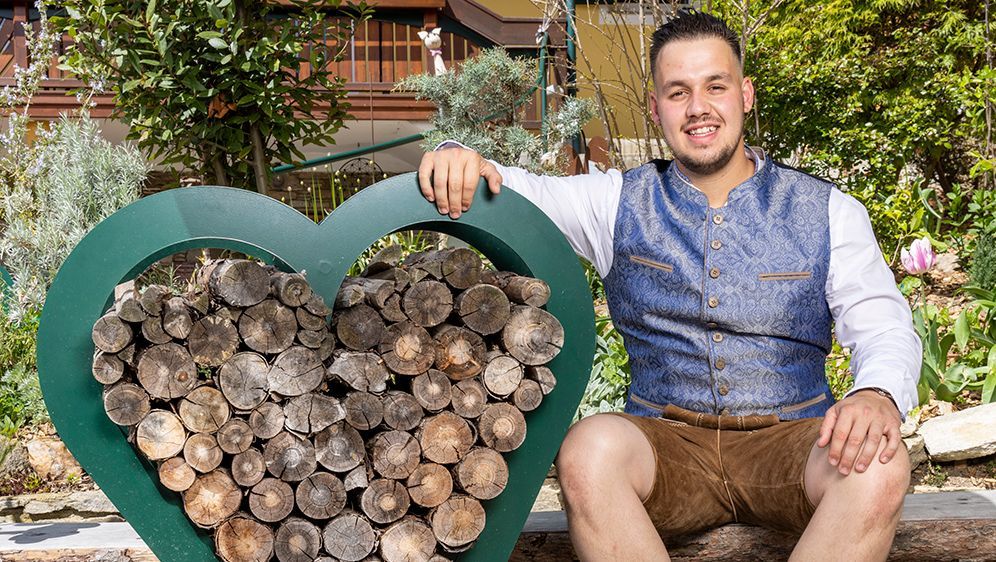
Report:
530,478,563,512
904,434,926,470
900,417,918,438
920,402,996,462
22,490,116,518
0,437,30,478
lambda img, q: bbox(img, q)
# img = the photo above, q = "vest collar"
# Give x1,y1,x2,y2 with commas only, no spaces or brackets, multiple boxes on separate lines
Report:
665,146,773,208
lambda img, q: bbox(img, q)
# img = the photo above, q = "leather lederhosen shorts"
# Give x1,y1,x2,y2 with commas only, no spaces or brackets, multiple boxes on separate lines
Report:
608,405,823,538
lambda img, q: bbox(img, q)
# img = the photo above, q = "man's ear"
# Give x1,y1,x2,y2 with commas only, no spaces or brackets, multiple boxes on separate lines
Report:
648,90,661,126
742,76,755,114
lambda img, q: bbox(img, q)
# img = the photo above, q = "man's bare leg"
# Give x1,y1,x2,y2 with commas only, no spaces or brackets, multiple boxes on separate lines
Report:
791,438,910,561
555,414,668,561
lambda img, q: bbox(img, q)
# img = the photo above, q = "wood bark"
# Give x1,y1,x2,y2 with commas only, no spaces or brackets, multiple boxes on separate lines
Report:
304,294,331,317
296,307,327,332
296,472,347,520
141,316,173,345
274,517,321,562
361,478,411,525
215,515,274,562
406,463,453,508
379,293,408,323
343,277,395,309
183,470,241,528
210,260,271,307
103,383,150,426
139,284,170,317
412,370,452,412
115,286,148,323
159,457,196,492
379,322,435,376
483,273,551,307
297,329,327,349
240,299,298,354
526,365,557,395
362,245,404,275
249,477,295,523
322,511,376,562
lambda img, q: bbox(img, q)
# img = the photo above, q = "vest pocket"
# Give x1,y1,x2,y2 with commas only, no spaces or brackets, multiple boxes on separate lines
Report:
780,393,827,414
629,255,674,273
758,271,812,281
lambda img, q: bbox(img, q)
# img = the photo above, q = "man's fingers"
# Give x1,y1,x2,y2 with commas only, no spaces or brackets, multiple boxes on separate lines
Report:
817,407,837,448
826,410,854,468
836,416,871,475
461,155,479,212
482,162,503,195
433,162,450,215
447,158,465,218
417,153,436,202
853,421,884,473
880,424,902,464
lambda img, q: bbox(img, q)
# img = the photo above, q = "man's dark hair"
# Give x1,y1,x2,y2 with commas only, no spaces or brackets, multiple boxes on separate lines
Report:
649,10,741,82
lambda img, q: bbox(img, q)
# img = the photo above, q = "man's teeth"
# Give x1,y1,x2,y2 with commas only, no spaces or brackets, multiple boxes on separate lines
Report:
688,126,717,136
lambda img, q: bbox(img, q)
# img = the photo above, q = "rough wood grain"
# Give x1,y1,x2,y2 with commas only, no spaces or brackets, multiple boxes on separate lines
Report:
455,447,508,500
315,422,365,473
322,510,376,561
379,516,436,562
455,284,510,335
478,403,527,452
232,448,267,488
102,383,150,426
178,386,231,433
183,432,224,473
283,393,345,435
274,517,321,562
183,469,241,528
215,515,274,562
249,402,286,440
210,260,271,307
158,457,196,492
92,313,133,353
188,316,240,367
379,322,436,376
271,272,313,307
264,431,317,482
268,346,324,397
328,352,390,393
406,463,453,508
219,352,270,411
402,280,453,328
216,418,254,455
136,410,187,460
412,370,452,412
249,477,295,523
434,325,486,381
418,412,474,465
296,471,347,520
382,391,424,432
336,304,386,351
371,430,421,479
344,392,384,431
361,478,411,525
430,495,485,549
136,343,199,400
240,299,298,354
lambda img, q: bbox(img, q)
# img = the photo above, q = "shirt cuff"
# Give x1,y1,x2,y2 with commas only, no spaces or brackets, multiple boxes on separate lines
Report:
845,377,914,421
434,140,472,151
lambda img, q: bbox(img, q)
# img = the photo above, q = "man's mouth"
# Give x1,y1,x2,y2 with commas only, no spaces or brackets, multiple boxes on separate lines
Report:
686,125,719,137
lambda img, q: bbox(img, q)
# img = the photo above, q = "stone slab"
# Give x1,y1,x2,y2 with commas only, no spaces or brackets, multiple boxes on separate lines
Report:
920,402,996,461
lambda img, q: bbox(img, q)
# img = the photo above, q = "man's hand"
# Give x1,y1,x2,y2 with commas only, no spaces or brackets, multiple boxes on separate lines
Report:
817,389,901,476
417,147,503,219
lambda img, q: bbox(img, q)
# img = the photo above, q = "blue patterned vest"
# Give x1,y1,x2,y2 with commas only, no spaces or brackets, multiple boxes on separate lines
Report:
604,156,834,420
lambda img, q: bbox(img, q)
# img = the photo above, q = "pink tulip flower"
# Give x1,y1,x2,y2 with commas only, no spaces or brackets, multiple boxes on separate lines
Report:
901,237,936,275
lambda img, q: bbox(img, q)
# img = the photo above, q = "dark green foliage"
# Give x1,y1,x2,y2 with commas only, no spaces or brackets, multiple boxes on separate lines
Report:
52,0,371,194
970,234,996,291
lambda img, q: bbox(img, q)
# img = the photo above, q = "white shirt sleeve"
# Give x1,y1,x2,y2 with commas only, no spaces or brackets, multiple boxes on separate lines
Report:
828,189,921,418
435,140,621,277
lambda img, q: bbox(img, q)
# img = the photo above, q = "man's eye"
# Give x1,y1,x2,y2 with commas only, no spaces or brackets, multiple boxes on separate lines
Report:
710,85,726,92
669,91,686,99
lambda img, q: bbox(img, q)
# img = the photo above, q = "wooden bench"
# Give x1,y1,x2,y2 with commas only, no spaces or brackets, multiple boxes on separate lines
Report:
512,490,996,561
1,491,994,561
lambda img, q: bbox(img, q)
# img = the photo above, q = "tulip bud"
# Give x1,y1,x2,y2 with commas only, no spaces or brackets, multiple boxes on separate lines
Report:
901,236,936,275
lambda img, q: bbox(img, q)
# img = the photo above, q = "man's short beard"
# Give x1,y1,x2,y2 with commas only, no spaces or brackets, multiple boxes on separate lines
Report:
673,134,742,176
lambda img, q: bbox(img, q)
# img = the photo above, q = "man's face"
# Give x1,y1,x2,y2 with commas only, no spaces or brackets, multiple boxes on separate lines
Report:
649,37,754,177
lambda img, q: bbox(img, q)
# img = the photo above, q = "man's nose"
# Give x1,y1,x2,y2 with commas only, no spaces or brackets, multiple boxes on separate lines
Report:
686,89,710,117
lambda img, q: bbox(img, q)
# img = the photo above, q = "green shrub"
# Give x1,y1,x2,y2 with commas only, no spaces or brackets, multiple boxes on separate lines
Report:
575,315,630,420
970,234,996,291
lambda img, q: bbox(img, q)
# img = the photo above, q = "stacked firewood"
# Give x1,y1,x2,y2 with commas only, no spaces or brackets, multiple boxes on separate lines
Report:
91,247,563,562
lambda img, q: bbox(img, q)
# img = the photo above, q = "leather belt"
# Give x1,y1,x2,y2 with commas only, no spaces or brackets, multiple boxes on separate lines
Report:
661,404,780,431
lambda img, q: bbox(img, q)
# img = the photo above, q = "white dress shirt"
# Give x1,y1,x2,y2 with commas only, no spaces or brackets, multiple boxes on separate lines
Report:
436,142,922,416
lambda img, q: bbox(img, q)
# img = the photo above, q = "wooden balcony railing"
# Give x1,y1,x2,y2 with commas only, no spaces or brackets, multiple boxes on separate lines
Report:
0,0,560,125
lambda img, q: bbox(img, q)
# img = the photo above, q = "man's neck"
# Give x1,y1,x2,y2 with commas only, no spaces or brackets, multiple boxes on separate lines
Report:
676,149,756,208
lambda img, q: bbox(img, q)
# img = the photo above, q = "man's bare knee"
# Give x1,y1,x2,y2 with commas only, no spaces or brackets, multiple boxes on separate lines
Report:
556,414,656,508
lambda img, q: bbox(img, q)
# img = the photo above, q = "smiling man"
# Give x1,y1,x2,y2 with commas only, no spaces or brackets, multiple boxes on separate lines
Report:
418,10,919,561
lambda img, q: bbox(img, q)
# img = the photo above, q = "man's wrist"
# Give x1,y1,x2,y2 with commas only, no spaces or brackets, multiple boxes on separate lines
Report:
855,387,899,412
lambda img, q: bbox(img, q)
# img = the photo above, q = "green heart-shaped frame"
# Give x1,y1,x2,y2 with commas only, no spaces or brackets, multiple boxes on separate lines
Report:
36,173,595,561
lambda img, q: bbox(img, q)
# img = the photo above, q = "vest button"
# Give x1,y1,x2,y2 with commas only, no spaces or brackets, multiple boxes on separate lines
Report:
718,384,730,396
712,332,724,343
715,358,726,370
713,214,724,225
711,239,722,250
707,322,718,329
710,267,720,279
708,296,719,308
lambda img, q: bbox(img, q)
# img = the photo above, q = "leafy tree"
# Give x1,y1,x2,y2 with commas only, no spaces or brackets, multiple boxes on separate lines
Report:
713,0,993,259
52,0,371,195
